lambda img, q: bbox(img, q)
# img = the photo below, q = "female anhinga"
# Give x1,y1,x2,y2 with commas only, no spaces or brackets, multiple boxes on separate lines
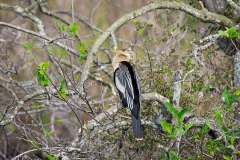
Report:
112,50,144,140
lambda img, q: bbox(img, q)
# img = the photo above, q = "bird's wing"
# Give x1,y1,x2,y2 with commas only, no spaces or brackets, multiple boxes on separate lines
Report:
114,65,135,111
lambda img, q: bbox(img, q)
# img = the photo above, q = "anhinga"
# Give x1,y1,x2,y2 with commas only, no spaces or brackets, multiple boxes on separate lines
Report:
112,50,144,140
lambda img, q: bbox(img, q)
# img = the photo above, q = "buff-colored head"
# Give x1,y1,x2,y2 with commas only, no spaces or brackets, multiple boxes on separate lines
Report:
112,50,133,70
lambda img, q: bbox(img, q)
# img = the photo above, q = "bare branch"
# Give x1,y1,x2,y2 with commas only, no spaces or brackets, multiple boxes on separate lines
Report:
193,33,220,66
234,51,240,89
0,89,47,126
0,21,79,56
0,2,46,36
225,0,240,13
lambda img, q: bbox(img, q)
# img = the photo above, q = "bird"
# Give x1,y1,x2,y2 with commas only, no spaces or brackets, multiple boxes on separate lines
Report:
112,50,144,140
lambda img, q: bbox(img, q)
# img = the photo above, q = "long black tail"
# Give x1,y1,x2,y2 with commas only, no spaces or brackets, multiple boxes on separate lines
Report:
131,114,144,140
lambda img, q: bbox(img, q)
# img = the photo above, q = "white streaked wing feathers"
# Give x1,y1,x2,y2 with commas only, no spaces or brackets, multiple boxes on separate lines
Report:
115,75,126,97
115,67,135,111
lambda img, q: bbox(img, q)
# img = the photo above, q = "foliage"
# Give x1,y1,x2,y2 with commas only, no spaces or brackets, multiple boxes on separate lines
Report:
210,90,240,159
221,90,240,111
160,102,193,139
58,77,67,99
37,62,50,87
133,20,152,37
215,108,240,137
218,27,240,39
46,154,59,160
23,43,33,51
57,49,67,57
77,41,87,62
59,22,80,36
199,122,209,140
69,22,80,36
205,138,224,156
162,150,180,160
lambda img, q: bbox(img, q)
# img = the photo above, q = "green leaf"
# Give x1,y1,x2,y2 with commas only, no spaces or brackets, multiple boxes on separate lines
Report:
215,109,229,133
210,150,215,156
215,109,223,126
160,119,173,134
230,137,235,145
77,41,87,62
32,104,41,110
222,90,239,110
223,155,231,160
232,151,240,155
37,62,50,87
169,150,179,160
134,21,145,37
178,108,189,122
165,102,179,120
185,123,193,132
136,25,144,37
162,155,168,160
178,128,186,136
59,24,68,32
222,90,231,104
49,45,56,54
46,131,52,137
172,125,181,136
58,77,66,99
234,90,240,96
46,154,59,160
23,43,33,51
218,27,239,39
187,156,195,160
75,74,79,81
228,27,239,39
229,129,240,137
221,125,229,133
54,119,62,123
69,22,79,36
218,30,229,38
227,145,234,149
200,122,209,140
57,49,67,57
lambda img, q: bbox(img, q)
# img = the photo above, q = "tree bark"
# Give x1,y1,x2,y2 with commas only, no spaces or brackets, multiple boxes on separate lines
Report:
234,51,240,89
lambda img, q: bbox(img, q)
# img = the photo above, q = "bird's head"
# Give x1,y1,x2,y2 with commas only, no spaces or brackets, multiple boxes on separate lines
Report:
112,50,133,70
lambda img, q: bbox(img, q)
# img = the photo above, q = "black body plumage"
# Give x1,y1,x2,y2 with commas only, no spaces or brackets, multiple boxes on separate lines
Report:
114,61,144,139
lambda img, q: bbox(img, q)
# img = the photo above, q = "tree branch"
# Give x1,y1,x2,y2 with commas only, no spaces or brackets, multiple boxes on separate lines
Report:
0,90,47,126
234,51,240,89
0,21,79,56
79,1,234,94
226,0,240,13
0,2,46,36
